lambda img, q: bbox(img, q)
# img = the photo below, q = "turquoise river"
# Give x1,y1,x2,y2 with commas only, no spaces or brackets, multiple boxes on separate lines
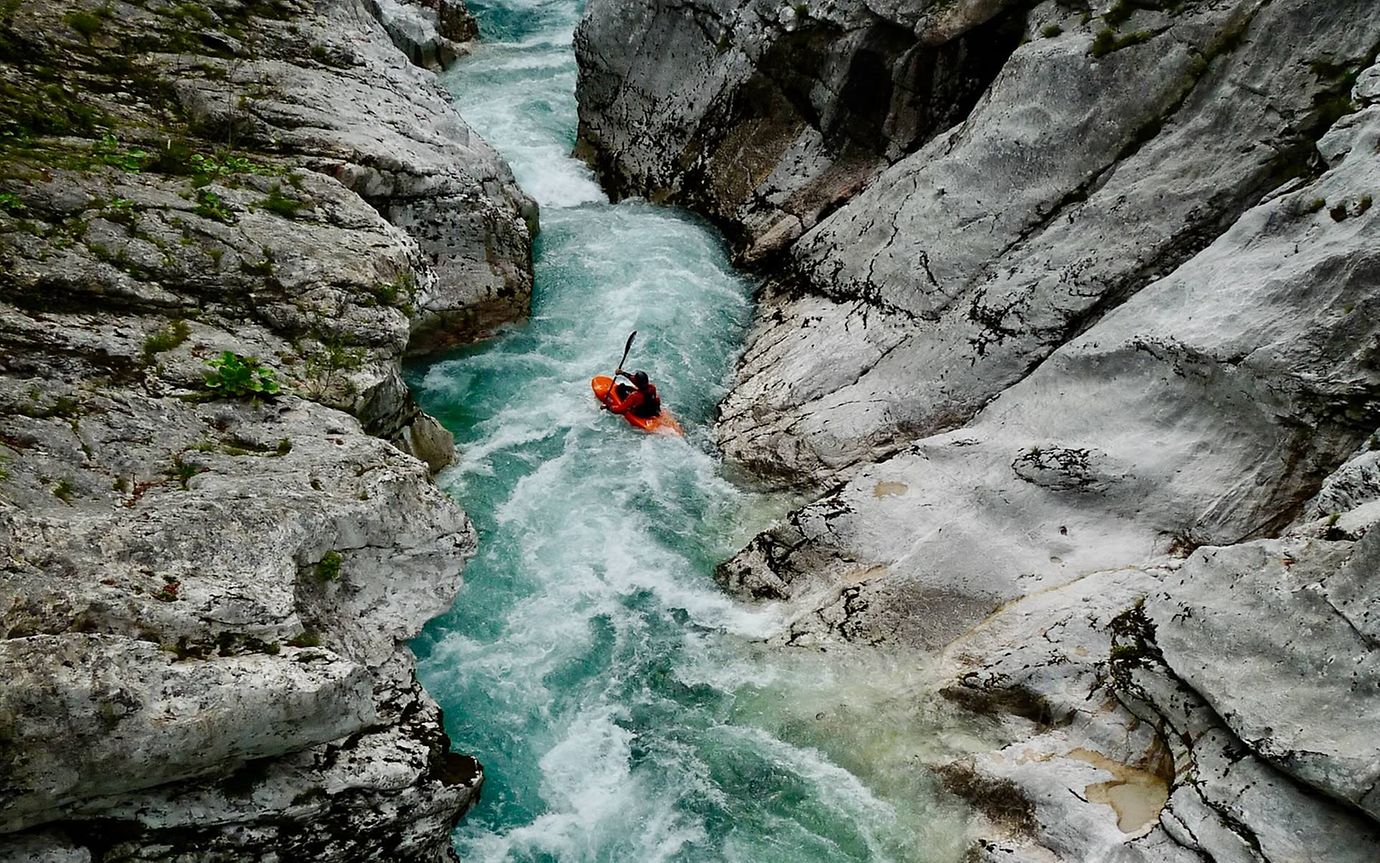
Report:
407,1,986,859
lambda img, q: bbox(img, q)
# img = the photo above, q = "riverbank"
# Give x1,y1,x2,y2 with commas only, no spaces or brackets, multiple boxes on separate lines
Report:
575,0,1380,859
0,0,531,858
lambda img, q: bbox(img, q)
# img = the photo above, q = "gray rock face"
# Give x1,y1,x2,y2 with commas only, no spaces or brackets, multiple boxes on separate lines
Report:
579,0,1380,485
717,91,1380,650
0,0,518,858
1148,534,1380,819
936,558,1380,862
368,0,479,69
162,0,535,353
578,1,1380,858
576,0,1027,262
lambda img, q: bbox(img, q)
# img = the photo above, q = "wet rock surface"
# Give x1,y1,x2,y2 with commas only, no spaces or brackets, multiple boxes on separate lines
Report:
0,0,528,859
580,1,1380,858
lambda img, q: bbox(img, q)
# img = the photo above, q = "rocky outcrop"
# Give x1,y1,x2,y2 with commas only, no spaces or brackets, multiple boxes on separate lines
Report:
716,80,1380,648
930,438,1380,860
0,0,528,859
704,59,1380,857
579,0,1380,858
369,0,479,70
579,0,1379,485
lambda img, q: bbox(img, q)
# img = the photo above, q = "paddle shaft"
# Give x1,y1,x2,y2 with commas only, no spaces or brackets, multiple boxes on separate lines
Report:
605,331,636,406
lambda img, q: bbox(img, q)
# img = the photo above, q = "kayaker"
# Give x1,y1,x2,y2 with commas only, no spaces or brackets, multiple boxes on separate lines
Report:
604,369,662,419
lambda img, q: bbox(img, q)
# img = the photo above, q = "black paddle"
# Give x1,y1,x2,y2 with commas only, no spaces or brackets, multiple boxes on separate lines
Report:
615,330,637,379
604,331,636,406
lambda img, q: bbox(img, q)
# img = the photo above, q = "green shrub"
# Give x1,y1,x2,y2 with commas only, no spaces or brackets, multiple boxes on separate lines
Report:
52,477,75,502
1103,0,1132,26
64,9,105,39
1089,28,1117,56
370,273,416,308
287,630,321,648
169,455,205,488
0,192,24,213
1041,24,1063,38
204,351,280,398
1090,27,1153,57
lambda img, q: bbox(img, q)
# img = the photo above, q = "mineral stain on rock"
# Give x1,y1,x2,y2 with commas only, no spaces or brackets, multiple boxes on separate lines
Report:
872,480,908,497
1068,747,1171,834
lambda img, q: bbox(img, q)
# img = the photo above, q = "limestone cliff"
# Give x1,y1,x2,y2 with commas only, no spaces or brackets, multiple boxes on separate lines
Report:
577,0,1380,859
0,0,532,859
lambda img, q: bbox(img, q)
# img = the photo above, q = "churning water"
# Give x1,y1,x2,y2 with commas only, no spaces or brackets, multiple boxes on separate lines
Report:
407,1,984,859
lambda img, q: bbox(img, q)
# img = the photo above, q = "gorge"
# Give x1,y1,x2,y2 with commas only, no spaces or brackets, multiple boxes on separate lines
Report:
2,0,1379,861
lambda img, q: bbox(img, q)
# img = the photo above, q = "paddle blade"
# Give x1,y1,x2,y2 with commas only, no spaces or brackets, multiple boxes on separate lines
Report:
618,330,637,371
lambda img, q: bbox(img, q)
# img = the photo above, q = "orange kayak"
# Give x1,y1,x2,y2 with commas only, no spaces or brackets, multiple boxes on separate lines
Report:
591,376,684,436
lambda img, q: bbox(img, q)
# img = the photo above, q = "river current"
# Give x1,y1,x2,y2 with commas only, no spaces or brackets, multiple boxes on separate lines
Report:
406,1,982,859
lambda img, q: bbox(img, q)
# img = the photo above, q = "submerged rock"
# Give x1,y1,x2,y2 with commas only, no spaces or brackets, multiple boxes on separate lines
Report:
0,0,524,858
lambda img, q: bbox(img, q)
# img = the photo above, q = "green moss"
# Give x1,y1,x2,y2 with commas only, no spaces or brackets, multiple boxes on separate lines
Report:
1041,24,1064,38
286,630,321,648
258,184,304,218
315,550,343,582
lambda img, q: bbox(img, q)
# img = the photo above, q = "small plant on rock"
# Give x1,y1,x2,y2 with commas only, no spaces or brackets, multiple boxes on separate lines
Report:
64,8,107,40
204,351,280,398
287,630,321,648
52,477,75,503
315,550,343,582
194,188,235,223
258,184,304,218
95,133,148,172
142,319,191,363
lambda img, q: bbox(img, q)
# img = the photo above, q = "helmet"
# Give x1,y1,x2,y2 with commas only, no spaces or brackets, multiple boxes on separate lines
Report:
633,370,650,389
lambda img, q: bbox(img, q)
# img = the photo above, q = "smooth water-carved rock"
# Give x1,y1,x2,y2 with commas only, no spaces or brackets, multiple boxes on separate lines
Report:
719,69,1380,650
164,0,535,353
579,0,1380,485
1148,534,1380,819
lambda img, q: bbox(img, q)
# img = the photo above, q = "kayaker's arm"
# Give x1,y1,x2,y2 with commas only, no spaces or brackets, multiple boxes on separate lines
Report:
607,389,644,415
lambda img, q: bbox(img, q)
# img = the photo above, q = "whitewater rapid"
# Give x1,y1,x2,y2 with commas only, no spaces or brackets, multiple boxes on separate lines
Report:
407,1,983,860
